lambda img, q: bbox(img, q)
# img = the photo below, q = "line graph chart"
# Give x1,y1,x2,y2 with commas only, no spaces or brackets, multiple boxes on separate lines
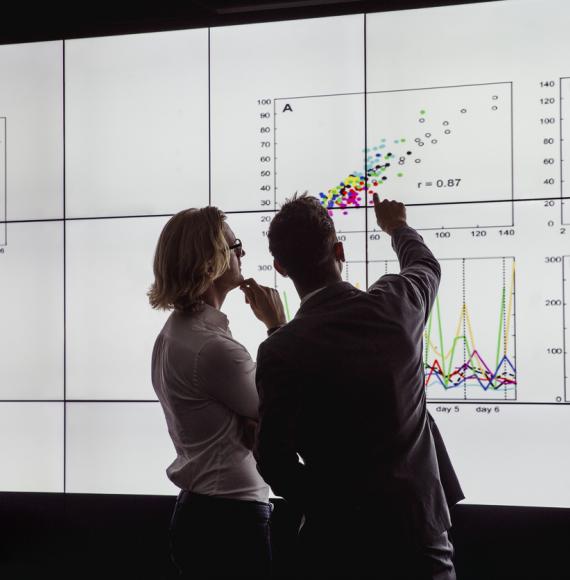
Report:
369,256,517,401
424,268,516,400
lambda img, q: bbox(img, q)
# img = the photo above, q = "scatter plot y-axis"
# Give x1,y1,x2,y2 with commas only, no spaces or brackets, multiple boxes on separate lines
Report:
562,256,570,403
561,78,570,225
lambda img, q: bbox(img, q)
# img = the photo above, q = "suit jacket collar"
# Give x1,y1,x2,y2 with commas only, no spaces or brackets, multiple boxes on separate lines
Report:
295,281,356,317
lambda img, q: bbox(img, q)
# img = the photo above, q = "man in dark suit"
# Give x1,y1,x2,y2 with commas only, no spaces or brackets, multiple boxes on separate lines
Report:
240,193,463,579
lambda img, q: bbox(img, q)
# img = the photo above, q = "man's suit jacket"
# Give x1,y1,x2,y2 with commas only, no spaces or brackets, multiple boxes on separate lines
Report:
254,226,464,541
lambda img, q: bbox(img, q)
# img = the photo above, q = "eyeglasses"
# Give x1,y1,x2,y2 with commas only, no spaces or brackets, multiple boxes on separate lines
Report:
229,238,243,257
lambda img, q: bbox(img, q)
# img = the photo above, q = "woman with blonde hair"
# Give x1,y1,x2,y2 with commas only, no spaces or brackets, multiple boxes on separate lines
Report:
149,206,285,579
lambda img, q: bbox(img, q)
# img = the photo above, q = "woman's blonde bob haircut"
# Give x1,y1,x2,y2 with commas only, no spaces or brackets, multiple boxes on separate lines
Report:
148,206,230,311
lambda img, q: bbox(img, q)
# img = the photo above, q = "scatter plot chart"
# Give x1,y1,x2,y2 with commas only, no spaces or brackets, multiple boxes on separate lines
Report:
369,257,517,401
366,83,512,203
0,118,5,246
561,78,570,225
274,82,513,229
367,83,513,229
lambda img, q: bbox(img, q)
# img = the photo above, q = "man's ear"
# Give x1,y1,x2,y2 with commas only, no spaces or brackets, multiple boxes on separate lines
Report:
274,259,288,278
334,241,346,263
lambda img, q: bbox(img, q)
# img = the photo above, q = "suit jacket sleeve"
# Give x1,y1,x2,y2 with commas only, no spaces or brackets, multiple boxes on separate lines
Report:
254,339,307,507
370,225,441,323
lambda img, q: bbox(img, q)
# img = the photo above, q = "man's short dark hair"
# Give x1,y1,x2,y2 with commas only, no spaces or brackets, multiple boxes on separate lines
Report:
268,193,337,285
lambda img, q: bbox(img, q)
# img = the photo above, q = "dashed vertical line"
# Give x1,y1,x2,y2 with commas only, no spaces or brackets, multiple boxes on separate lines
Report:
462,259,467,400
512,257,518,401
502,258,507,399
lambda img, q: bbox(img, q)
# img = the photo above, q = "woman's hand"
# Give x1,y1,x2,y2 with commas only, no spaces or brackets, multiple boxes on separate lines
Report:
239,278,286,330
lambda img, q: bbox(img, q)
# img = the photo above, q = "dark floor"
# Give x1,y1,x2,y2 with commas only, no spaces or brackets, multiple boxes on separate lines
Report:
0,493,568,579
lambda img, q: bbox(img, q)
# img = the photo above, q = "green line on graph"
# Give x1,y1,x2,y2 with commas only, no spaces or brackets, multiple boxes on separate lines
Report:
283,291,291,322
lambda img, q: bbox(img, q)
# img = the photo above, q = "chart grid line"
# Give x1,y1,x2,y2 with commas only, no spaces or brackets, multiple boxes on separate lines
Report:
2,195,570,227
62,40,67,493
1,117,6,246
364,12,369,290
509,82,515,227
208,28,212,207
273,81,514,102
562,256,570,403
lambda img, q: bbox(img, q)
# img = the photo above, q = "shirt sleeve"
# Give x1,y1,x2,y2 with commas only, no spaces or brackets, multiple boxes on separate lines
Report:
254,339,308,507
369,225,441,322
196,335,260,419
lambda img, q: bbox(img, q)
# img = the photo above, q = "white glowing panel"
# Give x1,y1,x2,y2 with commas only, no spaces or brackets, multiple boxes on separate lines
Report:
66,217,169,400
65,30,209,218
0,222,63,399
0,41,63,221
0,404,63,492
66,402,177,494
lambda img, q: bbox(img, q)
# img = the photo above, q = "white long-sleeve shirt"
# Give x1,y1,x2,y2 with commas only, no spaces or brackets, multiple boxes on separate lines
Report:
152,304,269,502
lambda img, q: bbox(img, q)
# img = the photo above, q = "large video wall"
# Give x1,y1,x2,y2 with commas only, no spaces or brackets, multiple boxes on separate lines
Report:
1,0,570,506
